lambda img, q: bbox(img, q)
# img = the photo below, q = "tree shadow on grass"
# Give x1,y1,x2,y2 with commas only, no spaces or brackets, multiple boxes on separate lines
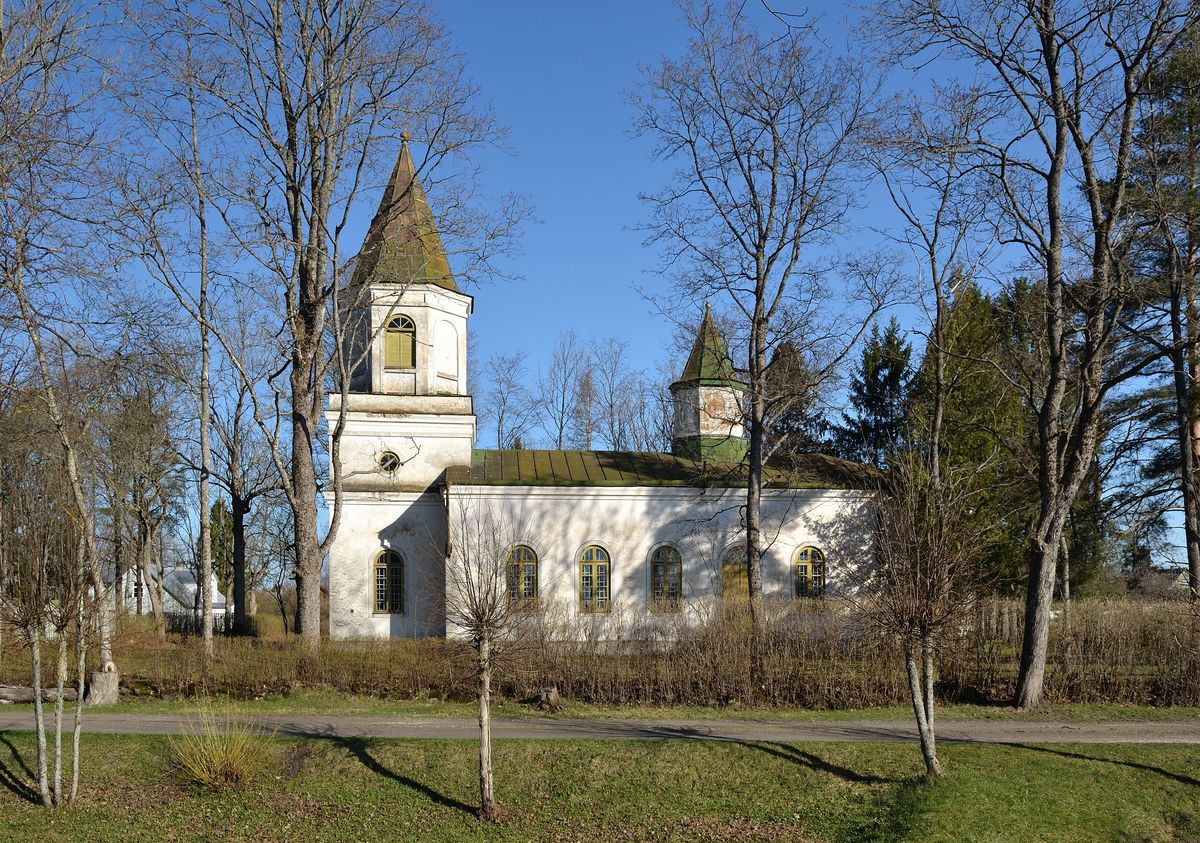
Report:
0,733,38,804
734,740,933,843
325,734,476,816
735,740,902,785
1006,743,1200,789
837,776,935,843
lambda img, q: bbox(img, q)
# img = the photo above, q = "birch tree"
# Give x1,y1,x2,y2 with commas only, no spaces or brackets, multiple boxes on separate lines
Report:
0,406,90,807
0,0,113,669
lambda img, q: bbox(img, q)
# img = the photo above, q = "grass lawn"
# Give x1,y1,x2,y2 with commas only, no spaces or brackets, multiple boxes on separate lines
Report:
69,687,1200,723
0,733,1197,842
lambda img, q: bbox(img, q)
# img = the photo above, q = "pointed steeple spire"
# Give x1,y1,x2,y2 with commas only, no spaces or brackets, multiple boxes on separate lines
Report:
675,302,742,386
353,133,457,292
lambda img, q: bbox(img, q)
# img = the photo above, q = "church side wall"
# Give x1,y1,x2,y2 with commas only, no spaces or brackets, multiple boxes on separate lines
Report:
328,491,447,639
443,484,874,640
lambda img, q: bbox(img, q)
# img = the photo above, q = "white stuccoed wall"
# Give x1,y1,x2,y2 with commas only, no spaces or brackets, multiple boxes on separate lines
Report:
328,489,449,638
329,480,874,640
445,485,873,637
328,394,476,491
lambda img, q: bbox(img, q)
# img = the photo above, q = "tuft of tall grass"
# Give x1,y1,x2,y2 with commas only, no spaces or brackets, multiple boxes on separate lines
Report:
169,706,266,789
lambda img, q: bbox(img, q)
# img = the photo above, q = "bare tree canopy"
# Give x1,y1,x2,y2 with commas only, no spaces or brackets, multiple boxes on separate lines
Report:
632,0,893,652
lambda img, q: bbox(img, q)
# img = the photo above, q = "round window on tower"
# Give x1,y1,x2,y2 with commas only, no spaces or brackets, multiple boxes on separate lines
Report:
378,451,401,473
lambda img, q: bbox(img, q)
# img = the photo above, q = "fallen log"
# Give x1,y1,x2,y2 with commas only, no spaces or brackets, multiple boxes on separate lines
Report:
0,684,79,703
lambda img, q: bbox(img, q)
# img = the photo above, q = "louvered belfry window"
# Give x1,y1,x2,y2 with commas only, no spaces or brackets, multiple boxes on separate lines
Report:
385,316,416,369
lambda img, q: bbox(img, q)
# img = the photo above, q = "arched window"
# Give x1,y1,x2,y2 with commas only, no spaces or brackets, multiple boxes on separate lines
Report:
721,547,748,599
794,546,825,598
506,545,538,603
374,550,404,614
578,545,610,613
384,316,416,369
650,546,682,611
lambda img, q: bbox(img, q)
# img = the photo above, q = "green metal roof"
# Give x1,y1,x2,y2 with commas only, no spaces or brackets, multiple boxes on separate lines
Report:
352,136,457,292
675,304,744,387
445,449,874,490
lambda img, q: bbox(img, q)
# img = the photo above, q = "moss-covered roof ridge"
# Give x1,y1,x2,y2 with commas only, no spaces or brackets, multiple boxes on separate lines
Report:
446,448,875,490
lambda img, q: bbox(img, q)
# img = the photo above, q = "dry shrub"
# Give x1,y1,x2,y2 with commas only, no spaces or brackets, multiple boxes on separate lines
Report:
170,706,266,789
17,598,1191,710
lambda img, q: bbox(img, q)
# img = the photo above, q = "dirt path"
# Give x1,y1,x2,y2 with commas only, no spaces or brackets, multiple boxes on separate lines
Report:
1,712,1198,743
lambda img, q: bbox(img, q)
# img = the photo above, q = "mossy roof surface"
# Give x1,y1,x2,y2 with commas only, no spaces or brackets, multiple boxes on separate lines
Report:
675,305,744,386
445,449,875,490
352,139,457,292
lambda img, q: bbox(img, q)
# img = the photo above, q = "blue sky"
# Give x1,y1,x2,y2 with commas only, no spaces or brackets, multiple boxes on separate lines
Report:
429,1,908,397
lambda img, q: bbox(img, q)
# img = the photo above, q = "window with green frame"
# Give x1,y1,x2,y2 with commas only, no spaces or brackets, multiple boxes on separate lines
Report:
794,546,825,598
374,550,404,614
578,545,610,613
384,316,416,369
505,544,538,603
650,545,682,610
721,547,748,599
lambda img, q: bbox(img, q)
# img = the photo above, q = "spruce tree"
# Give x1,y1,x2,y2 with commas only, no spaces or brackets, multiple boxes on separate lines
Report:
834,318,912,468
766,340,832,460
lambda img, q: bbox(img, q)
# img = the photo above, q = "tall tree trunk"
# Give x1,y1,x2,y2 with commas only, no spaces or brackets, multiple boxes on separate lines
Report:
31,625,50,807
232,494,250,634
1173,261,1200,600
1016,528,1064,709
477,634,496,822
292,397,322,646
745,313,767,686
1015,35,1073,709
138,519,165,639
112,507,124,617
154,530,167,624
192,77,214,659
52,634,66,806
907,637,942,778
71,594,85,803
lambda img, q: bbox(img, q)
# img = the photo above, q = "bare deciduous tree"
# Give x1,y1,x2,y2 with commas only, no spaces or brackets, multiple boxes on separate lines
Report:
537,331,590,449
135,0,524,647
480,350,539,449
0,0,113,671
442,495,531,822
0,431,90,807
633,2,891,658
864,451,989,777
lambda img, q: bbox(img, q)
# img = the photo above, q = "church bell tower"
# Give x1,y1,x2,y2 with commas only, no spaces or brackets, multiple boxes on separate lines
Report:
328,134,476,491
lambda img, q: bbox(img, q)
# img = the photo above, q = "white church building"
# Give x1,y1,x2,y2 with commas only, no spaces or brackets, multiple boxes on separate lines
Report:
325,143,875,640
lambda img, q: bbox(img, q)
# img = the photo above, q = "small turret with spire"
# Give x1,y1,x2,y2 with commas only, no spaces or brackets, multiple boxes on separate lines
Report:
669,303,748,463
